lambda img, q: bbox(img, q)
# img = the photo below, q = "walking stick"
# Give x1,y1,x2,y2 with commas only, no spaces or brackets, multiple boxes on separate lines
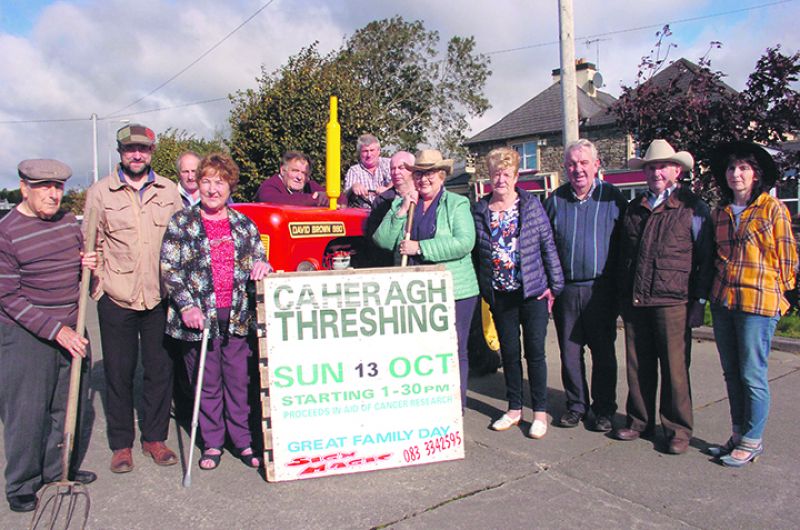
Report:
399,204,416,268
31,209,97,530
183,323,211,488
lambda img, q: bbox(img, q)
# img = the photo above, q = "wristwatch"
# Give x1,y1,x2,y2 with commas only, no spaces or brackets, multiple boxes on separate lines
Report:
416,246,422,256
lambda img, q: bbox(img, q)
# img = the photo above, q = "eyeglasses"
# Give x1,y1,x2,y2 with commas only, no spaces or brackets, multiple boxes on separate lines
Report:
209,235,233,249
413,171,441,182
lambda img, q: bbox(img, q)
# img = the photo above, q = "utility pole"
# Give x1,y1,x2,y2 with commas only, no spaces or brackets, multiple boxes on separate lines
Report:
91,113,99,184
558,0,578,146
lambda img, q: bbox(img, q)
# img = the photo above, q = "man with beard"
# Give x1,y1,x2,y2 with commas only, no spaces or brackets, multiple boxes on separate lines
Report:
85,124,182,473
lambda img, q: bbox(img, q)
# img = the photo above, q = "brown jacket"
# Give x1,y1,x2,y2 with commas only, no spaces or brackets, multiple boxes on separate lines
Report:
618,185,713,308
85,169,182,310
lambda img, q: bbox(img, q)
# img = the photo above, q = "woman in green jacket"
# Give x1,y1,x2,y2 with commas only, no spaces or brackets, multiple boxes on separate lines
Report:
373,149,479,409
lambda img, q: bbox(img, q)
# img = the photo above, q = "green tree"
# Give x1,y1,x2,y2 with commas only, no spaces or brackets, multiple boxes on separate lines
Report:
227,16,491,202
0,188,22,204
612,27,800,195
61,188,87,216
151,128,228,182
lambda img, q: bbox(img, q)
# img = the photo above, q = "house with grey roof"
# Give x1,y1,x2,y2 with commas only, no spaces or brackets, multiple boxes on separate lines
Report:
463,60,632,187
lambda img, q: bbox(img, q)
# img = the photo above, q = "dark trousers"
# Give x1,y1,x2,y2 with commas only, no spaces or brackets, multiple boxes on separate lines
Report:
553,281,618,417
455,296,478,409
491,290,550,412
622,303,693,441
0,322,89,498
97,296,172,450
183,308,253,450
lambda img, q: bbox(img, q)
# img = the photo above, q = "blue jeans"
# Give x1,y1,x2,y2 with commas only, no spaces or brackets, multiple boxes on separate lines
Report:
491,290,550,412
711,305,779,442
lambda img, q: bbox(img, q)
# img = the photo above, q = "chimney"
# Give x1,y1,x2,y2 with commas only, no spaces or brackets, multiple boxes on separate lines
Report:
551,59,601,97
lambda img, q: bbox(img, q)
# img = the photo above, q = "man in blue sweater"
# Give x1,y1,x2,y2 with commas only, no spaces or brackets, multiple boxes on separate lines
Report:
543,139,627,432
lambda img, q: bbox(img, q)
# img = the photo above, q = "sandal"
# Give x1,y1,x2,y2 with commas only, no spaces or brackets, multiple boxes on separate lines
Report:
238,447,261,469
199,448,222,470
720,440,763,467
707,436,738,458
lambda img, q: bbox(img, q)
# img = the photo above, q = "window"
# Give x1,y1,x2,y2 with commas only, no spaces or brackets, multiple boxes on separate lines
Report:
512,141,538,171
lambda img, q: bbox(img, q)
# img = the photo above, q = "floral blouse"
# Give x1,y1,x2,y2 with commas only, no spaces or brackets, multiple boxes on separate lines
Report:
161,206,267,341
490,199,521,291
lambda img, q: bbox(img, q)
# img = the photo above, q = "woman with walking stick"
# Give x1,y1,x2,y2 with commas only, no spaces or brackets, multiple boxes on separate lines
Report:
373,149,479,409
161,153,271,471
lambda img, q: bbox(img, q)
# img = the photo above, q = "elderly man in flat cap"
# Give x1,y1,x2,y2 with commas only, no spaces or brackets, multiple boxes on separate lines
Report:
0,160,97,513
613,140,713,455
85,124,182,473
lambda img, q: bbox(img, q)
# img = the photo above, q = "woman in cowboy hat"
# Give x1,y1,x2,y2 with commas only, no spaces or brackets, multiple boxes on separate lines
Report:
373,149,479,410
472,147,564,439
706,141,797,467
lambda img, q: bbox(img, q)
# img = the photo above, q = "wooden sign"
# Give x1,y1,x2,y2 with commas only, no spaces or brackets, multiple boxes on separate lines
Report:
256,266,464,482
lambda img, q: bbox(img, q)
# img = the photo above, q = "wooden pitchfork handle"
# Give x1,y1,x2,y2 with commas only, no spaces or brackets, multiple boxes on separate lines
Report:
399,204,416,268
59,209,97,482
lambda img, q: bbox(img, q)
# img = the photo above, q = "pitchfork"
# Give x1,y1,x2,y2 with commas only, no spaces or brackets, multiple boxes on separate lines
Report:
30,210,97,530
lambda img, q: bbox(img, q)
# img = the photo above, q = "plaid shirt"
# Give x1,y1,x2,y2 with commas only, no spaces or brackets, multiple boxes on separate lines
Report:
710,192,798,317
343,158,391,193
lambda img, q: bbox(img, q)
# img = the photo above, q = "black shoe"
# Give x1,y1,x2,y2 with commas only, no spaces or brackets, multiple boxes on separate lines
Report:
557,410,583,428
71,469,97,485
8,494,37,513
592,415,613,432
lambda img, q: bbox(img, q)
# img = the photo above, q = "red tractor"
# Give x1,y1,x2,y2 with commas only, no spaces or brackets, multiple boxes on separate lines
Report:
231,202,370,272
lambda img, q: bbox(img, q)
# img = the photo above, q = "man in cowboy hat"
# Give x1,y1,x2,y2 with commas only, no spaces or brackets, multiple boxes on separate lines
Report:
0,160,97,512
613,139,713,455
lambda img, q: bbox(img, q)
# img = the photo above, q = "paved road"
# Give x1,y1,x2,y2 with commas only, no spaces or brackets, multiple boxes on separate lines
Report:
2,301,799,529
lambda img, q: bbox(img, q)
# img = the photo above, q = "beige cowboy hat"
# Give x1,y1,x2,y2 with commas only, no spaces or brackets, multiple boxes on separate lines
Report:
628,139,694,172
405,149,454,175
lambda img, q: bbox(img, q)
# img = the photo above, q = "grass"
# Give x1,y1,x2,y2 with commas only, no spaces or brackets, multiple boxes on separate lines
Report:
703,305,800,339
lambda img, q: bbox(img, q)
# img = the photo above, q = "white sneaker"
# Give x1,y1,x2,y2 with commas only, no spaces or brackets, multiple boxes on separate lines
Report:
491,413,521,431
529,419,548,439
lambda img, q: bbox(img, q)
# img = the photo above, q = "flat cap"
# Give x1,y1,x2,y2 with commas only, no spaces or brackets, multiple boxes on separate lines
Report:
117,123,156,146
17,159,72,183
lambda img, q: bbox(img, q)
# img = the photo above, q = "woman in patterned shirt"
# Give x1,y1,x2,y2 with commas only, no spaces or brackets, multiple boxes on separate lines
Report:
161,153,271,470
707,142,798,467
473,147,564,439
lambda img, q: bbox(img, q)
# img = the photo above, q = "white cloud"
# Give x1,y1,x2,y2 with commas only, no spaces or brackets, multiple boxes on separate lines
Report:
0,0,797,189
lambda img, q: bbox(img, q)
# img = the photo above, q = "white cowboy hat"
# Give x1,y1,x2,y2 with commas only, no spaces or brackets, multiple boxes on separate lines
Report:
628,139,694,172
404,149,454,175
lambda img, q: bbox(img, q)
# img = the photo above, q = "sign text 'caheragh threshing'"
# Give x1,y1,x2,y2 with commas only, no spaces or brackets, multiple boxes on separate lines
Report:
258,266,463,482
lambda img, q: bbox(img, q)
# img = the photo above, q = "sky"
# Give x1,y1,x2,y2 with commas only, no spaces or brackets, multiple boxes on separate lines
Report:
0,0,797,190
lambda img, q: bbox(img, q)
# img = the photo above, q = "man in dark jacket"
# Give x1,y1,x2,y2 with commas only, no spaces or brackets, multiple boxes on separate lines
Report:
613,140,713,455
255,151,329,207
544,139,627,432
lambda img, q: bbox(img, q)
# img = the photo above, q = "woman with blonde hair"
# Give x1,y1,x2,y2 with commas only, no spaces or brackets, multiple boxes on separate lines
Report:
472,147,563,438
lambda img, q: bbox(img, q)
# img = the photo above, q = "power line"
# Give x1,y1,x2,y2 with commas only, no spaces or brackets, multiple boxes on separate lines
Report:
2,0,794,125
102,0,276,119
485,0,797,55
0,116,89,125
0,97,231,125
113,97,230,118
